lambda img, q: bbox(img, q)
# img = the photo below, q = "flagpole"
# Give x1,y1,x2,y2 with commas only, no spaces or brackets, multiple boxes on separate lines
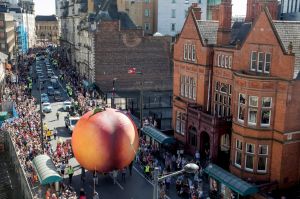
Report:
139,73,143,129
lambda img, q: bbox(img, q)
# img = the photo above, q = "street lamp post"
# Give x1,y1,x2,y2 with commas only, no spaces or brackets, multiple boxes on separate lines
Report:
112,78,117,108
152,163,199,199
38,74,44,152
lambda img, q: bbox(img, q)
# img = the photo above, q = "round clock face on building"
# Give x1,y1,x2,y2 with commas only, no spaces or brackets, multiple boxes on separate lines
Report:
121,32,142,48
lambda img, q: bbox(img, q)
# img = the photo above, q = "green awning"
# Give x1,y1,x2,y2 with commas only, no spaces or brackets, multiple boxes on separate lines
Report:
141,126,175,144
129,114,141,129
32,155,62,185
204,164,258,196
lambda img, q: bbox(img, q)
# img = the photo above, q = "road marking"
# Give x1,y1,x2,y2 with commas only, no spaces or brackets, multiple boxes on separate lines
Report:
133,166,171,199
133,165,153,185
108,174,124,190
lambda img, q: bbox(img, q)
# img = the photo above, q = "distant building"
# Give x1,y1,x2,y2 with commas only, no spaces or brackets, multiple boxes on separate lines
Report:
8,5,35,52
35,15,59,45
156,0,207,36
117,0,154,34
0,13,16,60
280,0,300,20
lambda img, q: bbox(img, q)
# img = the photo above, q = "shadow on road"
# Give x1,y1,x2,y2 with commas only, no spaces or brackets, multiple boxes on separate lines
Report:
57,127,71,138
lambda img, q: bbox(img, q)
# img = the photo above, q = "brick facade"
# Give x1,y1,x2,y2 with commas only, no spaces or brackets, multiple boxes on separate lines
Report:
173,1,300,193
94,20,172,92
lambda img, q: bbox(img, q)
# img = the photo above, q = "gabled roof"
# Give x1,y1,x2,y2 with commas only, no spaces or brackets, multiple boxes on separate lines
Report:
273,21,300,79
196,20,219,45
230,22,252,46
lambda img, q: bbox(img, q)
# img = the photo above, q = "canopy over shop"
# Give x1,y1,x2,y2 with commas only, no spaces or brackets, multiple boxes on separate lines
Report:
204,164,259,198
32,155,62,185
141,126,175,148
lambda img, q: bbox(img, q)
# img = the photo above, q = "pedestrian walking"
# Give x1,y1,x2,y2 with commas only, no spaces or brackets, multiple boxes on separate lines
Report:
144,164,150,179
112,170,118,184
53,128,57,140
67,165,74,184
121,168,126,182
93,170,98,186
129,161,133,176
56,112,59,120
60,162,66,177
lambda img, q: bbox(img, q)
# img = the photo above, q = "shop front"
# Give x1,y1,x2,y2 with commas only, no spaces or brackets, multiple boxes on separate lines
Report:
141,126,175,149
204,164,258,199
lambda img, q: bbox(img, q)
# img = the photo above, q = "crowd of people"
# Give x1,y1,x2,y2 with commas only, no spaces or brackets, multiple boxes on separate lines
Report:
1,54,78,199
136,136,205,199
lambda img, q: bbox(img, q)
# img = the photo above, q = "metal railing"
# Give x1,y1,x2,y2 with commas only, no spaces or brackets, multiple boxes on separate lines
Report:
5,131,35,199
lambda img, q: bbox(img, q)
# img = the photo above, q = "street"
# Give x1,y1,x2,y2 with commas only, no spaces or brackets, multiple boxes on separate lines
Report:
30,56,167,199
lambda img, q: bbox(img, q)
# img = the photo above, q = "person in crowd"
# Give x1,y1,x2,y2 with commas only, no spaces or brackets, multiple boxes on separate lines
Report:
112,170,118,185
93,170,98,186
121,167,126,182
79,188,86,199
66,165,74,184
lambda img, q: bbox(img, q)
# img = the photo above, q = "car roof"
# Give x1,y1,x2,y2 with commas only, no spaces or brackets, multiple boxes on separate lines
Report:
42,102,50,105
47,86,54,89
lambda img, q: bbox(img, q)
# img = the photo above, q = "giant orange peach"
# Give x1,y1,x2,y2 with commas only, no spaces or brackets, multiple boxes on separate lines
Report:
72,108,139,172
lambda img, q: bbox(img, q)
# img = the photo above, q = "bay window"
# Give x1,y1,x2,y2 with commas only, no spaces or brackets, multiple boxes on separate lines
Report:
248,96,258,125
235,140,242,167
265,53,271,73
245,143,255,171
261,97,272,126
250,51,271,73
258,52,264,72
238,93,246,122
258,145,268,173
251,51,257,71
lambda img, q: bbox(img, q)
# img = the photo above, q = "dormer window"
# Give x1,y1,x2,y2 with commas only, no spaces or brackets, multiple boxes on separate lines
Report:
250,51,271,74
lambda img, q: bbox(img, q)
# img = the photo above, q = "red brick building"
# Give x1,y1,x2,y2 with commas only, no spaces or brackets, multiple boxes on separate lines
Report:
173,0,300,196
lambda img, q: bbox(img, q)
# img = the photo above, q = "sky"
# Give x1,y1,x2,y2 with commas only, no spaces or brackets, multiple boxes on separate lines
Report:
33,0,247,16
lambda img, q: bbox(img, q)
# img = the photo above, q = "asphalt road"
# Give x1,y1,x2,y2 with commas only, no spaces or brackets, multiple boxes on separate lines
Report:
30,57,162,199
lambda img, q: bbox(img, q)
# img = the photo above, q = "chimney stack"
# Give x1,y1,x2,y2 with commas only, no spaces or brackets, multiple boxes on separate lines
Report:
191,3,202,20
245,0,278,22
217,0,232,45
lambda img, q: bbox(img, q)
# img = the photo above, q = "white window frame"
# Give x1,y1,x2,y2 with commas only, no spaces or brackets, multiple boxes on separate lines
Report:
261,97,272,127
187,44,190,60
238,93,246,122
257,145,268,173
235,140,242,168
257,52,264,72
264,53,271,73
245,143,255,172
225,56,228,68
250,51,257,71
171,9,176,18
184,44,188,60
248,96,258,126
217,54,221,66
171,23,176,32
221,55,225,67
191,45,196,61
228,56,232,69
144,9,150,17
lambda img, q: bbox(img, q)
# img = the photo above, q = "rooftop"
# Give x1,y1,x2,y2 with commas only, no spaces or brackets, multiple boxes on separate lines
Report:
35,15,57,22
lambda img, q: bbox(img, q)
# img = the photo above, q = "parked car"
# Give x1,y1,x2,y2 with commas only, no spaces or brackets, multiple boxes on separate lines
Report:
42,102,52,113
48,71,55,78
41,93,49,103
54,91,63,101
63,101,72,111
47,86,55,95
